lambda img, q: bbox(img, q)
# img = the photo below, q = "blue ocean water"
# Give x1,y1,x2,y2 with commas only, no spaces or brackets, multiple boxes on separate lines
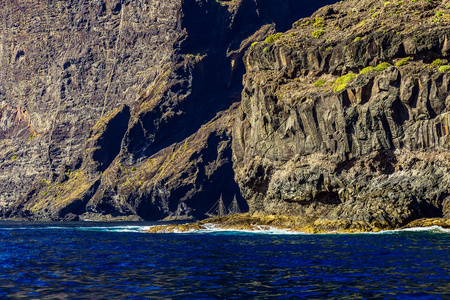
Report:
0,222,448,299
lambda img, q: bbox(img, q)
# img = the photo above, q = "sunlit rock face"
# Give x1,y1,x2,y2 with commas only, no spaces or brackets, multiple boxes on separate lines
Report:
0,0,338,220
233,0,450,231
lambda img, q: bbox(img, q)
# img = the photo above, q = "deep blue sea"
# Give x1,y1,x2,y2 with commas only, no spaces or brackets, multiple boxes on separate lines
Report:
0,222,448,299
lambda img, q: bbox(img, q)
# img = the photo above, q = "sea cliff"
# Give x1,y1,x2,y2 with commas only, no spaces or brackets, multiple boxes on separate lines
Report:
1,0,450,231
0,0,336,221
232,0,450,231
153,0,450,233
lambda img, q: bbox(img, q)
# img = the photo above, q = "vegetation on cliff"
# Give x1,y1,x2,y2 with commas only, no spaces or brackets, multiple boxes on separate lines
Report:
232,0,450,232
2,0,450,232
0,0,337,221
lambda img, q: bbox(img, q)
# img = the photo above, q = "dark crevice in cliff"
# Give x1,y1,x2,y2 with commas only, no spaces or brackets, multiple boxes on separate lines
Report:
102,0,339,220
315,191,341,205
181,134,248,220
15,50,25,61
133,132,248,221
93,105,130,172
158,0,343,159
391,99,409,126
411,198,443,220
283,191,341,205
380,115,394,149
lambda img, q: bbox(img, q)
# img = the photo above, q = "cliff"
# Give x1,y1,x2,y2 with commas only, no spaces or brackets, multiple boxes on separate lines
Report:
233,0,450,231
4,0,449,230
0,0,337,221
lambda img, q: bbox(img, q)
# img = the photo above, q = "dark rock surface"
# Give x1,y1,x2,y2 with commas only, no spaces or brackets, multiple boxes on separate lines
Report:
6,0,448,230
0,0,338,221
233,0,450,231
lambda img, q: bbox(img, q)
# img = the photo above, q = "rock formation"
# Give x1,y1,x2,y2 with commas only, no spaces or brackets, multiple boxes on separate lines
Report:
4,0,449,230
0,0,337,221
233,0,450,231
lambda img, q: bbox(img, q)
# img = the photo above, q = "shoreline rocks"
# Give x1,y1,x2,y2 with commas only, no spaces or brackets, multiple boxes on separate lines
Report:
146,213,450,234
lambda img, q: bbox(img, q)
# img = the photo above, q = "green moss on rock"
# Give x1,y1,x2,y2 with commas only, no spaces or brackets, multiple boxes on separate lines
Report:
374,62,391,71
333,73,357,92
438,65,450,72
312,29,324,38
360,66,374,74
265,33,283,44
395,57,412,67
431,59,443,66
314,79,327,88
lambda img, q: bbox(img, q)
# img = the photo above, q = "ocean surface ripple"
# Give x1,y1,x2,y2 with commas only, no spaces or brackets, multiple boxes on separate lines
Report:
0,221,448,299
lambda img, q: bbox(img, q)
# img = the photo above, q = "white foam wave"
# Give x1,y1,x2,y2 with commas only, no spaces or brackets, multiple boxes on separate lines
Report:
174,223,311,235
167,223,450,235
75,226,155,233
390,225,450,233
1,224,448,234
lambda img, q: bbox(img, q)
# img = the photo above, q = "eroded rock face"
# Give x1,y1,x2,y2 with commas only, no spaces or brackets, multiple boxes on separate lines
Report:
233,0,450,231
0,0,338,220
0,0,181,219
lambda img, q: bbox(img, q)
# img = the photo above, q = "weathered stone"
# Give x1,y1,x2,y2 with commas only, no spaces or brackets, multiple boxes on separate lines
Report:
0,0,338,220
232,0,450,231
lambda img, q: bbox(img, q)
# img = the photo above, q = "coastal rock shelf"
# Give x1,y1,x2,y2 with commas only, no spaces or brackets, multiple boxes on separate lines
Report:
146,214,450,234
232,0,450,231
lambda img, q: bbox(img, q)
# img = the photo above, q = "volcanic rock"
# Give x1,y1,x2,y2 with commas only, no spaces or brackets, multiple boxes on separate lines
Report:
232,0,450,231
0,0,337,220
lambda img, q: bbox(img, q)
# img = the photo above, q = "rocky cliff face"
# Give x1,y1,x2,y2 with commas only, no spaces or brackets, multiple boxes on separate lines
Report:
233,0,450,231
0,0,337,220
0,0,182,220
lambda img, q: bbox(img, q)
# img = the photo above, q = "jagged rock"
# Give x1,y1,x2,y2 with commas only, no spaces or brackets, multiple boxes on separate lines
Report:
63,213,79,222
403,218,450,229
233,0,450,231
0,0,337,220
